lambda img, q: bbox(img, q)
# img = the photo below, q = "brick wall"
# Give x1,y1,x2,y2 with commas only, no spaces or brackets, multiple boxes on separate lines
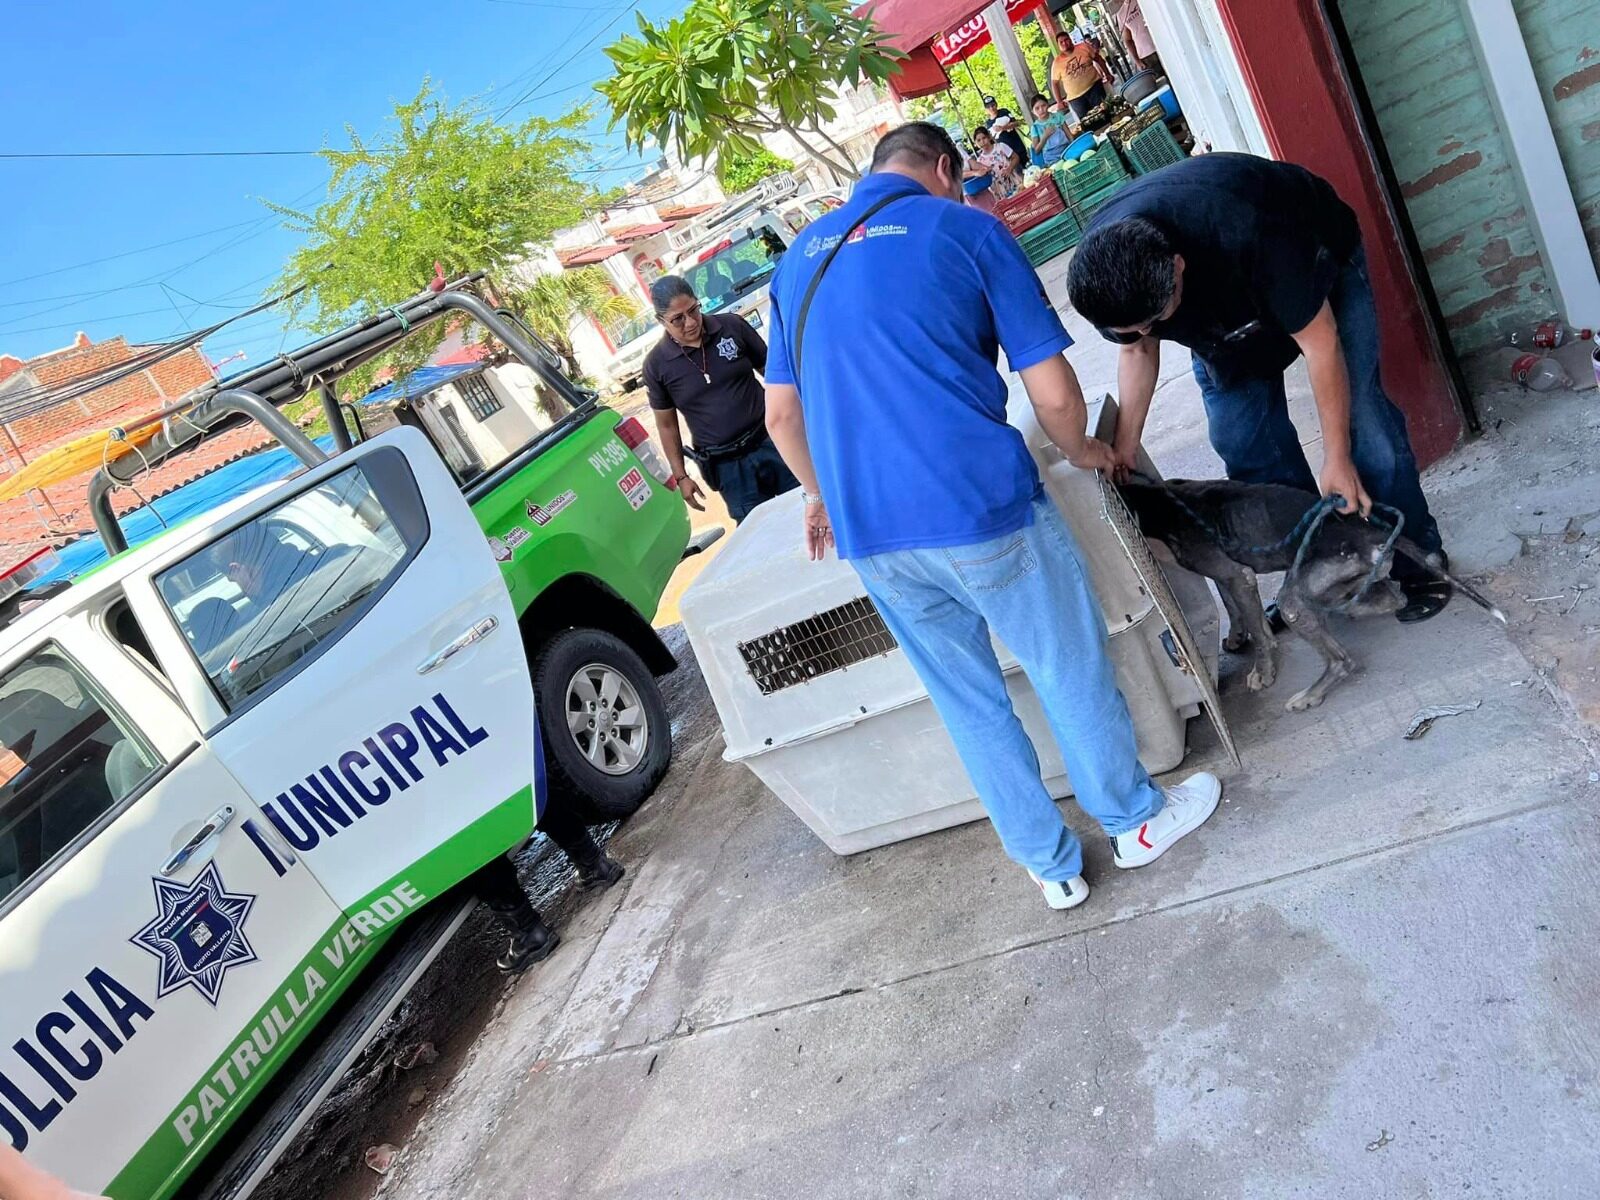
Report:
0,337,213,457
1339,0,1553,355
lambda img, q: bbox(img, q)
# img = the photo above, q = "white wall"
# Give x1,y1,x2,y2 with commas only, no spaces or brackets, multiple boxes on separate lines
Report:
415,365,561,472
1140,0,1270,156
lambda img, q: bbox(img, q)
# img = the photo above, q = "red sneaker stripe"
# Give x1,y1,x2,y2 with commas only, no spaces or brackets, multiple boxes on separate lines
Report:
1137,824,1153,850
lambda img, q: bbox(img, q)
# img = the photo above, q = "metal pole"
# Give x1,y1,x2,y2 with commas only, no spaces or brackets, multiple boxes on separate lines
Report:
983,1,1038,113
89,388,329,555
320,381,353,451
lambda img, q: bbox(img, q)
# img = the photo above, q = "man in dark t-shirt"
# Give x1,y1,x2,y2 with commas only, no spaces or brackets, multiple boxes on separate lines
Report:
643,275,798,523
1067,153,1450,621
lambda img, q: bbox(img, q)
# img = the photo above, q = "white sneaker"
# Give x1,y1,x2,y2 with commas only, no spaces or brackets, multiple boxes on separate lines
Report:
1031,872,1090,910
1110,773,1222,869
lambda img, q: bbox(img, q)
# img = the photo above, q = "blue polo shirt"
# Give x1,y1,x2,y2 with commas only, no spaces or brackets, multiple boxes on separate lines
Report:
765,173,1072,559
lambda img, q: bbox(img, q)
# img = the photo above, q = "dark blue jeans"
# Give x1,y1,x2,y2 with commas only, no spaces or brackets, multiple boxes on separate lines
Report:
709,436,799,524
1190,249,1443,572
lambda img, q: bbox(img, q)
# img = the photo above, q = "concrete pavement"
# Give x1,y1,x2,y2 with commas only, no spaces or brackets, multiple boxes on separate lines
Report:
368,253,1600,1199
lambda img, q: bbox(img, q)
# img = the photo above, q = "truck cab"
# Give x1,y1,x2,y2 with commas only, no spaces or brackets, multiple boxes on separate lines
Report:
0,429,537,1197
0,275,701,1198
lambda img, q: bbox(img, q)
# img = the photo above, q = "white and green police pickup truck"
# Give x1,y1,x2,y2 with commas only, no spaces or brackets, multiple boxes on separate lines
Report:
0,427,544,1199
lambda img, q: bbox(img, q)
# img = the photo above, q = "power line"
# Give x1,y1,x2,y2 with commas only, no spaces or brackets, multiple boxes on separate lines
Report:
0,217,265,289
0,278,318,422
0,185,321,335
493,3,638,121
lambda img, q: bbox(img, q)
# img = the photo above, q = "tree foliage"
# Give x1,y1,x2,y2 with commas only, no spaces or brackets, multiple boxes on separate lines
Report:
598,0,903,182
270,81,612,384
520,267,639,367
717,146,796,193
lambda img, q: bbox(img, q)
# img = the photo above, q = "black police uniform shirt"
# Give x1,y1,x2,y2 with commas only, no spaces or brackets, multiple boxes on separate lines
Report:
644,312,769,450
1086,153,1361,386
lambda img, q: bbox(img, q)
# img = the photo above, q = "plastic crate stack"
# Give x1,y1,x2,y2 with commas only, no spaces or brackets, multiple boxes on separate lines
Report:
1122,122,1186,175
1016,210,1084,267
1052,149,1132,222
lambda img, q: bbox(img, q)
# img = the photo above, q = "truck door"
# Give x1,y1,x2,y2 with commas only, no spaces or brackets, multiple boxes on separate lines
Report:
0,613,345,1198
125,427,539,915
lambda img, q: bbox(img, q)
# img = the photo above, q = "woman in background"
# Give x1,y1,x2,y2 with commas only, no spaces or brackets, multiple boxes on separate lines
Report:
1028,94,1072,168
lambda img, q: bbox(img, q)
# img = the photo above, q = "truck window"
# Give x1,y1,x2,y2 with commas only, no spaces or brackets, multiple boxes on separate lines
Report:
683,223,787,315
0,644,161,904
154,454,423,714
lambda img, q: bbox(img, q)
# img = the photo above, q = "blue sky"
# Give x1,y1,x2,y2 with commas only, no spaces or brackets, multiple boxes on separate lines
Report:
0,0,683,370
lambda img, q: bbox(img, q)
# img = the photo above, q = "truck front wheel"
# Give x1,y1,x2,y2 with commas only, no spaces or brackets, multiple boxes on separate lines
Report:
534,628,672,823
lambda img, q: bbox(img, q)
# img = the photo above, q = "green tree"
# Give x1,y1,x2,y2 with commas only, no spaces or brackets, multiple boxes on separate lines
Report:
270,81,614,385
598,0,903,182
716,146,796,193
520,267,639,368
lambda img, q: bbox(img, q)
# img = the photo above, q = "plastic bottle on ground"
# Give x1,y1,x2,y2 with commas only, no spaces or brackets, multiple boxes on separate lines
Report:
1496,348,1571,392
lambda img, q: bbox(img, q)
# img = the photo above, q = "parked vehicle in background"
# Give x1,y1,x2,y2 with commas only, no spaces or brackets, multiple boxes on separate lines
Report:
601,310,661,394
775,189,847,234
671,213,795,334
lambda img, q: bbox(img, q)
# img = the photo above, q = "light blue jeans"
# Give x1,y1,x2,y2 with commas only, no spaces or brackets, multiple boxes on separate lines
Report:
854,497,1165,882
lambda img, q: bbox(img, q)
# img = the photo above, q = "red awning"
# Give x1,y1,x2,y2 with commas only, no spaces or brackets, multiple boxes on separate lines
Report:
556,243,627,268
888,45,953,100
657,202,719,221
859,0,1042,96
930,0,1035,66
856,0,990,51
606,221,675,242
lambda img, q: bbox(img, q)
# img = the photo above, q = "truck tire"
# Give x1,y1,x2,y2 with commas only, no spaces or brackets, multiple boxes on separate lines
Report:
533,627,671,823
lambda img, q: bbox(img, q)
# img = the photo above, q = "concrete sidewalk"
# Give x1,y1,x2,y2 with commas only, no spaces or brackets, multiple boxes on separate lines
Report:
375,257,1600,1199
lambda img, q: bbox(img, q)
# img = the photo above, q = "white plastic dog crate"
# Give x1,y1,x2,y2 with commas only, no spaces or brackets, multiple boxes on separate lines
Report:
679,396,1230,855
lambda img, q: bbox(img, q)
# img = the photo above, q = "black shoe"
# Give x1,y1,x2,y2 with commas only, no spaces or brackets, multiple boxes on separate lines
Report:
576,850,625,890
497,919,560,975
1396,551,1452,623
1264,602,1288,634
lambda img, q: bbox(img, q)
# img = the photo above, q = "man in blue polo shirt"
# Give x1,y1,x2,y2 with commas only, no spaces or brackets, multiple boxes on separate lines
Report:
763,123,1222,912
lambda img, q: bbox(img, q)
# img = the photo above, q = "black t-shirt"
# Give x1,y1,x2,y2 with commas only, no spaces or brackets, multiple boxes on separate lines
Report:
644,313,769,450
1086,153,1362,383
990,110,1030,165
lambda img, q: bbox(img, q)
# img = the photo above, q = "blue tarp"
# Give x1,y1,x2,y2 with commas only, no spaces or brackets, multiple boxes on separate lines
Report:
358,362,482,406
27,435,338,591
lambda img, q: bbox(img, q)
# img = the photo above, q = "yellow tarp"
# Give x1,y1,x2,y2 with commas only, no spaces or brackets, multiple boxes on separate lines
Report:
0,423,164,502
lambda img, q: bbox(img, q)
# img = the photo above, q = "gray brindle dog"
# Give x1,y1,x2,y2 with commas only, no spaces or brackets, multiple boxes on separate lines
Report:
1117,478,1502,712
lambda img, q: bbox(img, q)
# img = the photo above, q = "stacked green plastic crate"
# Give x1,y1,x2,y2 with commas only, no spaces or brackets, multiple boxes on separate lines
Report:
1017,209,1083,267
1122,122,1186,175
1052,150,1131,221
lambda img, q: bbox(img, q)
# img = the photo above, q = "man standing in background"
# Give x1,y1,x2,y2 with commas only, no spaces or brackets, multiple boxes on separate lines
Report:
1116,0,1160,72
762,122,1222,913
1050,28,1113,121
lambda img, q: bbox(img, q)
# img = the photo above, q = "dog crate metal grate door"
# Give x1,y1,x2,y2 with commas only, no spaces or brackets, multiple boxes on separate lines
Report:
1097,471,1241,768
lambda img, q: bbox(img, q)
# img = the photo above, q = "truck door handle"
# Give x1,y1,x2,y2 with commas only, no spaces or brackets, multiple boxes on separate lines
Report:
161,804,237,876
417,615,499,675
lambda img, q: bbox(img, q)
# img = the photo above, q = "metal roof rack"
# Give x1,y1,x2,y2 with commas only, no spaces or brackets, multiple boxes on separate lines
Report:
86,273,579,556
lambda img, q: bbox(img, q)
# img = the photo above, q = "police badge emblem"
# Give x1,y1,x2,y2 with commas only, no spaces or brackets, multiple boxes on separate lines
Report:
131,861,258,1006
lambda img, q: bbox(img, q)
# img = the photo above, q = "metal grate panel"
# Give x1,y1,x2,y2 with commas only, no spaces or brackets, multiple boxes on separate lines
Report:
738,596,898,695
1098,471,1241,767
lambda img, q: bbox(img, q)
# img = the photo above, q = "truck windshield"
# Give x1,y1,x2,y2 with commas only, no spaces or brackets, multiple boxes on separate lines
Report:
682,225,788,314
